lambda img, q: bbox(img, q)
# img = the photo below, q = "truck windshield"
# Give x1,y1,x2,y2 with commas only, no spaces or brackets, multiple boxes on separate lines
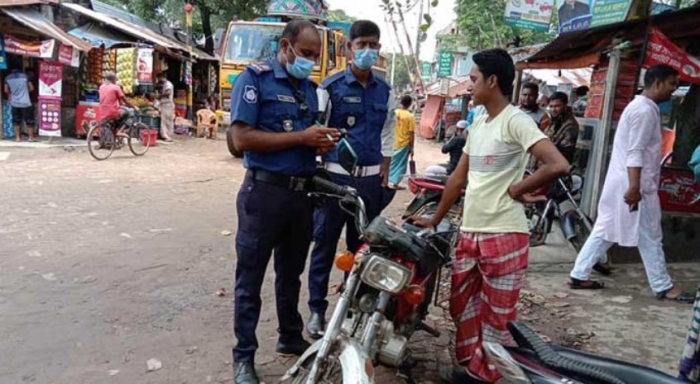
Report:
223,24,285,62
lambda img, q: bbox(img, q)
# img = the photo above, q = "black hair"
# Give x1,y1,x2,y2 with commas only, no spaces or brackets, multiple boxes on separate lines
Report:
522,81,539,95
350,20,381,41
472,49,515,96
400,95,413,108
550,91,569,105
156,72,166,79
282,19,317,45
575,86,589,97
644,64,678,89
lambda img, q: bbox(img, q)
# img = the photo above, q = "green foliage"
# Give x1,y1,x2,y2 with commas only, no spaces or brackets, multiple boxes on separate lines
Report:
327,9,356,22
388,54,415,91
454,0,551,50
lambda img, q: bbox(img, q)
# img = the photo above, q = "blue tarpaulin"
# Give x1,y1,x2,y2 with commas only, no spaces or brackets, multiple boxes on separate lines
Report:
68,22,132,48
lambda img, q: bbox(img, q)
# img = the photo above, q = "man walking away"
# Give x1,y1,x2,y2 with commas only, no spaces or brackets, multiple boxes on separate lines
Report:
4,68,34,142
156,72,175,142
568,64,693,304
413,49,569,383
388,95,416,189
520,82,550,131
547,91,579,163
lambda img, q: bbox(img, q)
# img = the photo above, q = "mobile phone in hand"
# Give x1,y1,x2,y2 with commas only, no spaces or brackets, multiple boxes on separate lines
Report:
629,203,639,212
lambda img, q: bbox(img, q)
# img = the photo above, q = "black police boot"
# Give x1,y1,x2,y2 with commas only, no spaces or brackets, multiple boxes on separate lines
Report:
276,337,311,356
306,313,326,340
233,361,259,384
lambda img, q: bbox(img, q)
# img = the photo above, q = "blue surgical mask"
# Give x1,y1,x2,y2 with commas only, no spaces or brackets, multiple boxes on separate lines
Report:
353,48,379,70
285,46,315,79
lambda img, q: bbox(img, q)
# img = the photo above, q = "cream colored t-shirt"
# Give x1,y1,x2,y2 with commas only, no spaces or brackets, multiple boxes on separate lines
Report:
462,104,548,234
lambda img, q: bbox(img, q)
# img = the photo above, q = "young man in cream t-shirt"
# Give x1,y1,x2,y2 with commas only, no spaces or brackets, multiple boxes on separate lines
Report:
413,49,569,384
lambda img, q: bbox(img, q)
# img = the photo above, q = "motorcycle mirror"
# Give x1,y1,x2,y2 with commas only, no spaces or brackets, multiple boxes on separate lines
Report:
336,138,358,176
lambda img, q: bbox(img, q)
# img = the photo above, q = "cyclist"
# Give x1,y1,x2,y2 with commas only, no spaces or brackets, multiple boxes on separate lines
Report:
99,71,139,138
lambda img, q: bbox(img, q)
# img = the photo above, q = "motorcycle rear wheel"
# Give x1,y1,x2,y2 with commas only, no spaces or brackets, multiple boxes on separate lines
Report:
289,352,344,384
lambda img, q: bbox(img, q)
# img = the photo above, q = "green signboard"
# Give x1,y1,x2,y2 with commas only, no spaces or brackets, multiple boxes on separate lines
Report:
590,0,633,28
421,61,432,78
559,0,633,33
437,52,452,77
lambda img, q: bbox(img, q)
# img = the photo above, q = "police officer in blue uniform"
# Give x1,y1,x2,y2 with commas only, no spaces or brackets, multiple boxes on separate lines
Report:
306,20,395,338
229,19,340,384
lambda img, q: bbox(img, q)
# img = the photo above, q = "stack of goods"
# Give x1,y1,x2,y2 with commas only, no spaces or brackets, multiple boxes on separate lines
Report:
87,47,104,84
584,58,638,122
103,48,116,75
174,116,192,135
116,48,136,94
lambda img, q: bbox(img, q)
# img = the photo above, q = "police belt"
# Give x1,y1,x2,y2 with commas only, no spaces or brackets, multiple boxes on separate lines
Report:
325,162,382,178
247,169,310,192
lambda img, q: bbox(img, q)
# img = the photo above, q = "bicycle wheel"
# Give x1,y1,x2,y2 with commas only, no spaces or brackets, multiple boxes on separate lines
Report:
127,122,150,156
87,123,115,161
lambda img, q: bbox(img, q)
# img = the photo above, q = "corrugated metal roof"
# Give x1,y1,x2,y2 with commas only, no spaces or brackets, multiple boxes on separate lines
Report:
425,75,473,98
61,2,203,57
68,22,133,48
2,7,92,51
0,0,58,7
90,0,187,43
524,68,592,88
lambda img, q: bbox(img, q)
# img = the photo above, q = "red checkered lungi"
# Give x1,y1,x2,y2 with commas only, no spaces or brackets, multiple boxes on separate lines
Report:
450,232,529,383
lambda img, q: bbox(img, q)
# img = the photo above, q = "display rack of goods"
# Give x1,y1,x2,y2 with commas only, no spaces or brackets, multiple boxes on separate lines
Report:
88,48,104,84
116,48,136,94
103,48,117,76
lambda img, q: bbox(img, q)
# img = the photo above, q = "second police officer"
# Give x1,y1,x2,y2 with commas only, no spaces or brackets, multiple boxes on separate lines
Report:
306,20,396,338
229,20,340,384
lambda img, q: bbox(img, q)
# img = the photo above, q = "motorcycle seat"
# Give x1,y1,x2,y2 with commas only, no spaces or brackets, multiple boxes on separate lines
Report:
551,346,685,384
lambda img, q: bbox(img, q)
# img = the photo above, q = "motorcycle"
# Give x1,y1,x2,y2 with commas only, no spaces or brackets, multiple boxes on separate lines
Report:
484,321,685,384
525,172,593,252
402,174,464,221
283,176,458,384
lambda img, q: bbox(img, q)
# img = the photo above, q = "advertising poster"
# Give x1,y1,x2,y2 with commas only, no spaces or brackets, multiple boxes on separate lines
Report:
437,52,452,77
38,98,62,137
504,0,556,32
644,27,700,84
0,34,7,70
38,60,63,98
58,44,80,67
137,48,154,83
4,34,55,58
558,0,632,33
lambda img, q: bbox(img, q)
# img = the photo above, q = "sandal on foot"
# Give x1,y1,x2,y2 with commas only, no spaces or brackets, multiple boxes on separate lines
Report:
568,278,605,290
656,287,694,304
593,262,613,276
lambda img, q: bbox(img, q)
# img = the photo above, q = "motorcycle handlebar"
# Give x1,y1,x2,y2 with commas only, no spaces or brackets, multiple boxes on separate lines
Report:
310,176,352,196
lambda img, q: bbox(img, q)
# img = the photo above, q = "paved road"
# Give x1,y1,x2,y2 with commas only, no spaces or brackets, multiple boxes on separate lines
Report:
0,137,450,384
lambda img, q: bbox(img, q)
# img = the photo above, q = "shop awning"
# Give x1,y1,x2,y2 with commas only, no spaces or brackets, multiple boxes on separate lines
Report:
61,2,210,60
0,0,58,7
1,7,92,51
68,22,132,48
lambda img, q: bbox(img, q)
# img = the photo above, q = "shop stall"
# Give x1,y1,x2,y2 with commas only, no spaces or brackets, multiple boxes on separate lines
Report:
419,75,472,140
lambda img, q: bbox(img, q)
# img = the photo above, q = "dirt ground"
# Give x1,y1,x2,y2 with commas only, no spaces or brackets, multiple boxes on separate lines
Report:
0,135,695,384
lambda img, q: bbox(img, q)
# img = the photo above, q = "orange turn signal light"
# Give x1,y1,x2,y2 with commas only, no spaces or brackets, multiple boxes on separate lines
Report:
403,285,425,305
334,251,355,272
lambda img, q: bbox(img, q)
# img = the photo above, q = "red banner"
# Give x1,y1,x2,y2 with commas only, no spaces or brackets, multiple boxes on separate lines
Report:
644,27,700,84
4,34,55,59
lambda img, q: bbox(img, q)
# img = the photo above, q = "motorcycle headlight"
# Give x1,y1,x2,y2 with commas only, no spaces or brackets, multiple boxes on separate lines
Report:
360,255,412,294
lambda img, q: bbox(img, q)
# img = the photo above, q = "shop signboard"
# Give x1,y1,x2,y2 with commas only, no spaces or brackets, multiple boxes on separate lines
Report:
644,27,700,84
0,34,7,70
558,0,633,34
58,44,80,67
38,60,63,98
421,61,432,80
437,51,452,77
4,34,55,58
504,0,556,32
136,48,154,83
38,98,61,137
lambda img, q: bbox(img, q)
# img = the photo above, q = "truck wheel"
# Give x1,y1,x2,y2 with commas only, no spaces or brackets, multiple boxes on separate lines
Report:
227,129,243,158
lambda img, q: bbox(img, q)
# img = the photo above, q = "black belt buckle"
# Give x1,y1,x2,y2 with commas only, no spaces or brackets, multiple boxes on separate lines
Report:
289,176,308,191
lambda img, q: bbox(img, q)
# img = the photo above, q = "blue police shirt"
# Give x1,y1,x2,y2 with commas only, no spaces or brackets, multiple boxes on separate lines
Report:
230,59,319,176
319,68,392,166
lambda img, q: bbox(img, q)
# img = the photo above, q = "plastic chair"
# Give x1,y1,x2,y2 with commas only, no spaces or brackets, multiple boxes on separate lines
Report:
196,109,219,139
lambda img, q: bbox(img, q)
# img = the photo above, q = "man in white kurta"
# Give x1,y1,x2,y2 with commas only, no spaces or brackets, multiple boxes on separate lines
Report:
569,65,691,302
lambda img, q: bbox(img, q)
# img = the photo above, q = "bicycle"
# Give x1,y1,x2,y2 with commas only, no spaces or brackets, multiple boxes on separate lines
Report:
87,109,151,161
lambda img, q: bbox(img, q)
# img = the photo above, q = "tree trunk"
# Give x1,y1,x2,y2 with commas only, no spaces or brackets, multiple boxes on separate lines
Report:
201,5,214,53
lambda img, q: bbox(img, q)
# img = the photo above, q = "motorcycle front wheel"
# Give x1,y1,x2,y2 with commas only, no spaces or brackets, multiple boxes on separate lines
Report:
289,352,344,384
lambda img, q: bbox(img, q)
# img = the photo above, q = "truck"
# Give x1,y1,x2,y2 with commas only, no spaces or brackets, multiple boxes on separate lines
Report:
220,0,387,157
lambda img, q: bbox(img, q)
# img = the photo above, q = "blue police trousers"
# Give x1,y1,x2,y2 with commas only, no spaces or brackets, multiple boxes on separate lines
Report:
308,173,387,316
233,176,313,363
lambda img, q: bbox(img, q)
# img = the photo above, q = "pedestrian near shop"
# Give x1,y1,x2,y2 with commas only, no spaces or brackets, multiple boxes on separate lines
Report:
156,72,175,142
4,68,35,142
412,48,569,383
229,19,339,384
568,64,693,303
520,81,550,132
388,95,416,189
306,19,394,339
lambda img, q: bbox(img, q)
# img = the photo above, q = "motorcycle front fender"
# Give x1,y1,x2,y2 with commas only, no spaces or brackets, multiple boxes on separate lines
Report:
282,336,374,384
